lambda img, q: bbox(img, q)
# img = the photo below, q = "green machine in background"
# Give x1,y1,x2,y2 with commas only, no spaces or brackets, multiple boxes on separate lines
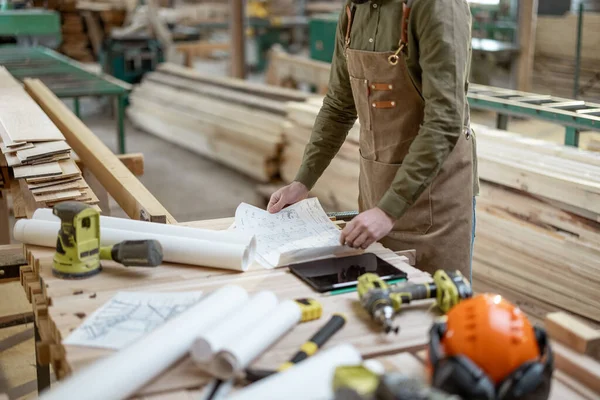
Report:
0,9,61,47
309,14,337,63
101,36,165,85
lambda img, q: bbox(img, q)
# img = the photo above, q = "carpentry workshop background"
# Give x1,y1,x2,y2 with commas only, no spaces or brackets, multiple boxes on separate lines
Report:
1,0,600,399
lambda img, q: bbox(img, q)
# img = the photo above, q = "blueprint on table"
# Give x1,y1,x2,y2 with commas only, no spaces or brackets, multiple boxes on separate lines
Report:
234,198,358,268
63,291,203,350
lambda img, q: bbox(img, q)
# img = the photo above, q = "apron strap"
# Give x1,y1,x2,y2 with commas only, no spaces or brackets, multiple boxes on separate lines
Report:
389,0,413,65
345,5,357,49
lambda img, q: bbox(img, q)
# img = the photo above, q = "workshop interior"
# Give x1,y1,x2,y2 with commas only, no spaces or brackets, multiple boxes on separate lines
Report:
0,0,599,399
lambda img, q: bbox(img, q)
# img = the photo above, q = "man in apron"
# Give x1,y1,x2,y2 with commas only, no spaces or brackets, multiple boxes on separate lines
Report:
268,0,479,278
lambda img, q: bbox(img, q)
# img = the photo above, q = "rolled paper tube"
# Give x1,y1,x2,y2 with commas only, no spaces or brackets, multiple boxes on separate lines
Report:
32,207,257,262
210,300,302,379
13,218,253,271
228,344,363,400
40,286,249,400
191,291,279,365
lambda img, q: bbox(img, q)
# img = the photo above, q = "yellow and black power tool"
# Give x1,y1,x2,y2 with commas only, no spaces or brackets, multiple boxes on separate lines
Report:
357,270,472,334
52,202,163,279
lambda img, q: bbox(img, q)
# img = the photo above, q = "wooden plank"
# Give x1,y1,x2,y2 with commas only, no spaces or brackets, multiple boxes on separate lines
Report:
27,176,81,190
0,71,65,143
546,313,600,360
553,341,600,394
24,79,175,224
31,179,87,195
12,162,63,179
33,189,82,203
16,140,71,162
72,153,145,176
0,142,33,154
517,0,538,91
25,159,81,184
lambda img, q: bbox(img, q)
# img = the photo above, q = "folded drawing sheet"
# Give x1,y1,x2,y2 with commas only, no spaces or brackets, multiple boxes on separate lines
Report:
234,198,356,268
64,291,203,350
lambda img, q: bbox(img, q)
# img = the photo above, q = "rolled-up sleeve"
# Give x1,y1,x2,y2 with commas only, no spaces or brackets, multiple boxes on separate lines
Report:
295,6,357,190
378,0,471,219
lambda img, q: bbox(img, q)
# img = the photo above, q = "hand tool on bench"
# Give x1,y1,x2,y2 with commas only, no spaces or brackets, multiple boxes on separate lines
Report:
357,270,472,334
52,201,163,279
245,313,347,383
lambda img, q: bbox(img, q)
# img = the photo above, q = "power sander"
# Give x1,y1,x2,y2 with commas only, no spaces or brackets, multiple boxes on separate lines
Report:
52,202,163,279
357,270,472,334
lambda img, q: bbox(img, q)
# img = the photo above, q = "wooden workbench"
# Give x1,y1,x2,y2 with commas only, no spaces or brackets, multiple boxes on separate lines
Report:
19,218,598,399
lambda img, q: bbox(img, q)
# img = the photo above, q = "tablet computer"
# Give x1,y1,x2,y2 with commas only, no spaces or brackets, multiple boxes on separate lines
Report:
289,253,407,293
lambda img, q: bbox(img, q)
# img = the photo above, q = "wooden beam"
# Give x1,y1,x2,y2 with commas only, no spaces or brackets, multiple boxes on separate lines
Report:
72,153,145,177
24,79,176,224
230,0,246,79
546,312,600,360
517,0,538,91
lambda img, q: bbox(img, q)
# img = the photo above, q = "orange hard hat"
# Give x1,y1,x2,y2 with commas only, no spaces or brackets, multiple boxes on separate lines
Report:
440,293,540,384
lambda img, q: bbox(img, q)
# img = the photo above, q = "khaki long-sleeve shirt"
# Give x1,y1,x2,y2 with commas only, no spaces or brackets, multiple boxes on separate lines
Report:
295,0,479,219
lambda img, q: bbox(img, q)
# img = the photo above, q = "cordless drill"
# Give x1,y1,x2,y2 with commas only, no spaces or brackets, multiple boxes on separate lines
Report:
357,270,472,334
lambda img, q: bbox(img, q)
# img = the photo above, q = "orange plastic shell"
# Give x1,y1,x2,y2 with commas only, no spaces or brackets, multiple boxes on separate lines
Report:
440,294,539,384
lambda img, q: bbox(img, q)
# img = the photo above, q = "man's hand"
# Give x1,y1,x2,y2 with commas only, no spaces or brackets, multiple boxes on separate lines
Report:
267,181,309,213
341,208,396,249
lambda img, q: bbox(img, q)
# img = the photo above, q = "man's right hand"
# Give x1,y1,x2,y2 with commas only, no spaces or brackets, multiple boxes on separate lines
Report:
267,182,309,213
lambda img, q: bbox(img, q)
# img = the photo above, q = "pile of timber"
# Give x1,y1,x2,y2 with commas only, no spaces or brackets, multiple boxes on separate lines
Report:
128,63,312,182
0,68,98,213
533,12,600,102
280,97,600,324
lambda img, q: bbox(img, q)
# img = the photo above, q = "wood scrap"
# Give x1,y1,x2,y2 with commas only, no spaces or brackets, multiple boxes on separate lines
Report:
12,162,63,179
16,140,71,162
546,313,600,360
553,341,600,394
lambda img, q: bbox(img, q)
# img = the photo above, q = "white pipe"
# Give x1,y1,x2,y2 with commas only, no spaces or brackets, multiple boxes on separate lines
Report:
210,300,302,379
228,344,363,400
14,219,253,272
190,291,278,365
40,285,249,400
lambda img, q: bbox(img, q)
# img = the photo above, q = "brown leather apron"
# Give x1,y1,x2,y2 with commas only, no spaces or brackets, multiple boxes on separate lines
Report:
344,3,474,277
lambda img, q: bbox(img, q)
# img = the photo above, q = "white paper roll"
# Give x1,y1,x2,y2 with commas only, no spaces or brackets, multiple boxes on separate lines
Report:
33,207,255,245
40,285,249,400
190,291,279,365
228,344,363,400
211,300,302,379
14,219,253,271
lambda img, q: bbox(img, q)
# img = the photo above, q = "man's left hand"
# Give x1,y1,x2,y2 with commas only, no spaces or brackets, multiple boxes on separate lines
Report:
340,208,396,249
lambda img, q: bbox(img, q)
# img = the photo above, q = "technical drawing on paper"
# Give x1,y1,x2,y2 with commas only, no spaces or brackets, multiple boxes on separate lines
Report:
234,198,359,268
63,291,203,350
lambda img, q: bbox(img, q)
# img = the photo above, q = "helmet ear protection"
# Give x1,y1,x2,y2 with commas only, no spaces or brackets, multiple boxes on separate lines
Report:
429,322,554,400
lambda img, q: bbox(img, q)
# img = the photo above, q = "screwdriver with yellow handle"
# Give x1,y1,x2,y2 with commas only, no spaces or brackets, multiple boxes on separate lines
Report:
245,313,347,382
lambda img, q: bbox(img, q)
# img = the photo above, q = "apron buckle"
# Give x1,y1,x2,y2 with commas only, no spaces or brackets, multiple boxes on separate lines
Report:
388,43,406,66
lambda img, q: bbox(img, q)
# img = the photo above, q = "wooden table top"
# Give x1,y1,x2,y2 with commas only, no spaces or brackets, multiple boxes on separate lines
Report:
21,217,434,397
20,217,593,399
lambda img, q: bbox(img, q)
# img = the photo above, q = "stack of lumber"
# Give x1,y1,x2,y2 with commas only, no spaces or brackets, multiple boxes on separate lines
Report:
471,124,600,325
279,93,600,324
283,99,360,211
128,63,312,182
57,0,94,62
533,12,600,101
0,68,98,212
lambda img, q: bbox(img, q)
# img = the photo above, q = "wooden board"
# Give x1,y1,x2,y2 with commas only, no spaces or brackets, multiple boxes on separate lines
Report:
32,189,82,203
30,179,87,195
546,313,600,360
24,79,175,224
553,341,600,394
1,142,33,154
12,162,63,179
16,140,71,162
26,159,81,184
0,70,65,143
